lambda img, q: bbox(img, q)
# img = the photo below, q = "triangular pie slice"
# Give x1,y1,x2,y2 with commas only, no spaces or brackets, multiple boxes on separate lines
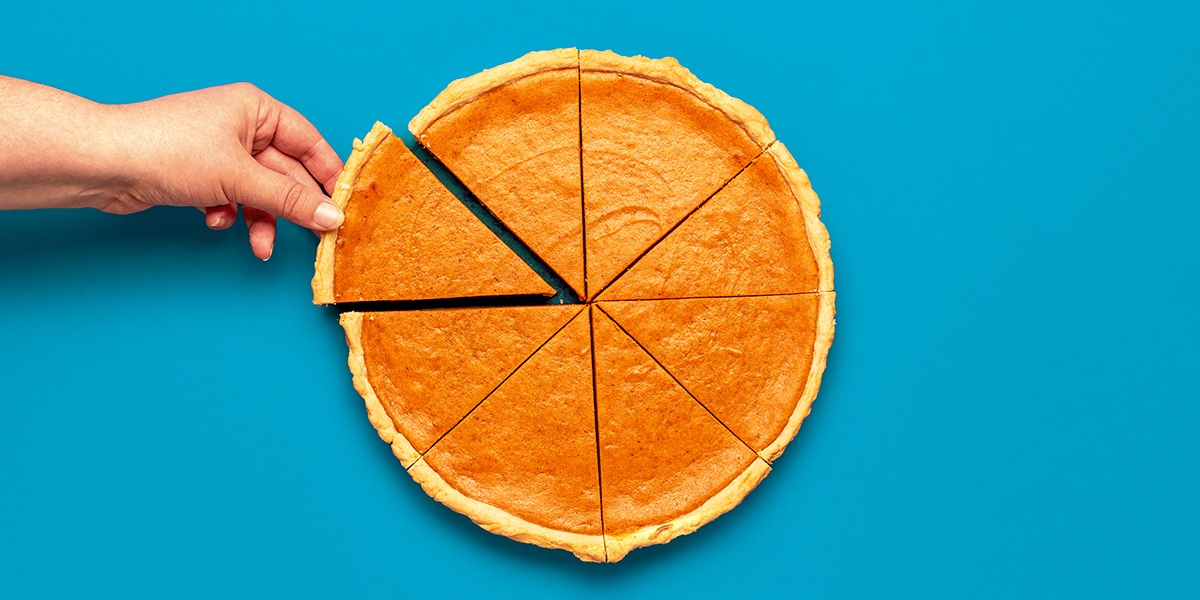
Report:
599,142,833,301
312,122,553,304
409,49,585,299
407,310,605,562
581,49,776,299
339,305,581,467
591,306,770,562
600,293,835,462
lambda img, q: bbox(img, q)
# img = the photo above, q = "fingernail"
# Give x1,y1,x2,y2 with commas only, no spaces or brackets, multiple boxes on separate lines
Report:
209,215,225,229
313,203,344,230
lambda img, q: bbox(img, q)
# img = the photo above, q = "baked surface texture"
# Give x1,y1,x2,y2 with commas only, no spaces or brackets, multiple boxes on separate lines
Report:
325,49,835,562
311,122,552,304
411,51,586,298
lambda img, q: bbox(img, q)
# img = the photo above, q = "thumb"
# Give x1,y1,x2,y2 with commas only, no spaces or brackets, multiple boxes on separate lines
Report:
229,159,344,231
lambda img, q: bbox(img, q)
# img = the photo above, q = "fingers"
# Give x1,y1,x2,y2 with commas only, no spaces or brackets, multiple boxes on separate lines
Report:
255,94,344,195
228,156,344,232
254,145,322,193
205,204,238,229
243,206,276,260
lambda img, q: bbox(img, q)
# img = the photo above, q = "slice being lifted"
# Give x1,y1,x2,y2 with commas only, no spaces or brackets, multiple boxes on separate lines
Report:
409,309,605,562
581,49,776,298
600,294,835,461
339,305,581,467
592,307,770,561
410,49,585,299
599,143,833,301
312,122,552,304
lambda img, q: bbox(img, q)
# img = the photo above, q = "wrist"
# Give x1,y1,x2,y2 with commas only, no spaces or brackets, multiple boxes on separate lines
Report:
0,76,139,211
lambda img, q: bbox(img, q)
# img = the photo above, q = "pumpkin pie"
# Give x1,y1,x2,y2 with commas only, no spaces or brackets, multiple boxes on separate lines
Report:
311,121,553,304
409,49,586,299
325,50,836,563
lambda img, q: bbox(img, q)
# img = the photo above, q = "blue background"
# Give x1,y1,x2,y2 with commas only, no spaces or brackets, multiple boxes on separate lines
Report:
2,1,1198,597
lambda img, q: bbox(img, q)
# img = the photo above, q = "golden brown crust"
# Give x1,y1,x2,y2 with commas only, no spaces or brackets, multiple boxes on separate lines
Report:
407,457,607,562
760,292,836,462
769,142,834,293
605,458,770,562
339,311,421,467
409,48,578,137
312,122,391,305
580,49,775,149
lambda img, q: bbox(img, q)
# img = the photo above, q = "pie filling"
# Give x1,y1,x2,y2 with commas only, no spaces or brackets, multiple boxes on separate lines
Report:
325,49,834,562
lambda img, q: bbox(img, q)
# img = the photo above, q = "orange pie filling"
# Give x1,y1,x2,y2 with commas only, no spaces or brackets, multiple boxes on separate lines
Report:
322,49,835,562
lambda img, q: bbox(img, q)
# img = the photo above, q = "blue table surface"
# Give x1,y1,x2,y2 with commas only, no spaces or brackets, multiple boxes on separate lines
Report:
3,1,1198,598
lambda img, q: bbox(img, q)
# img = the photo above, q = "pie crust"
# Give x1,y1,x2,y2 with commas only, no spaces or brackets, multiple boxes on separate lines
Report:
579,49,775,149
325,49,836,563
409,48,578,137
311,123,390,304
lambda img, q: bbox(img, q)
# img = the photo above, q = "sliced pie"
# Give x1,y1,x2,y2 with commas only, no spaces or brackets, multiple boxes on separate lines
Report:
580,49,776,298
408,309,605,562
592,306,770,561
598,142,833,301
600,293,835,461
327,49,836,564
311,122,553,304
339,305,581,467
409,49,586,299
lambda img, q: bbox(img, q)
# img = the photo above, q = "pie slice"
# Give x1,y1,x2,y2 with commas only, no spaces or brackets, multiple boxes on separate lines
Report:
600,294,835,461
339,305,581,467
311,122,553,304
409,49,585,299
581,49,776,299
591,306,770,561
598,143,833,301
408,309,605,562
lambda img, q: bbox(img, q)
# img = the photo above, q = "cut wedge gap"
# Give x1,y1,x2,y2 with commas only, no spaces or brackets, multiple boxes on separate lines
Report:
407,138,581,305
328,294,571,315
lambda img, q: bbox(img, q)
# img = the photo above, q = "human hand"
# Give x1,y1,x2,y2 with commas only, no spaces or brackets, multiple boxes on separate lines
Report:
106,83,345,259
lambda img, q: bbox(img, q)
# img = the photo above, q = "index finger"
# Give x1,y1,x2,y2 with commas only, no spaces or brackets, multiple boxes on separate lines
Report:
262,99,345,195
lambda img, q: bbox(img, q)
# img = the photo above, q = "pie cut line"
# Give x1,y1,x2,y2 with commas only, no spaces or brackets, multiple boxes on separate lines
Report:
325,49,835,563
312,121,552,304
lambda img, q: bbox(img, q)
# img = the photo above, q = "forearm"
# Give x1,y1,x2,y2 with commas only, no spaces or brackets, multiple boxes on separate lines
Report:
0,75,137,210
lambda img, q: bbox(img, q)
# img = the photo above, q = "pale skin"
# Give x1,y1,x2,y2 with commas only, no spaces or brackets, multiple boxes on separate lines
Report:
0,75,345,260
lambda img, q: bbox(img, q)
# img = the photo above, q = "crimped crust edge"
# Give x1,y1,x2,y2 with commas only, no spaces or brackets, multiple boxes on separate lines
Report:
604,457,771,562
760,292,836,462
409,48,579,137
407,457,607,562
580,49,775,149
311,122,392,305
